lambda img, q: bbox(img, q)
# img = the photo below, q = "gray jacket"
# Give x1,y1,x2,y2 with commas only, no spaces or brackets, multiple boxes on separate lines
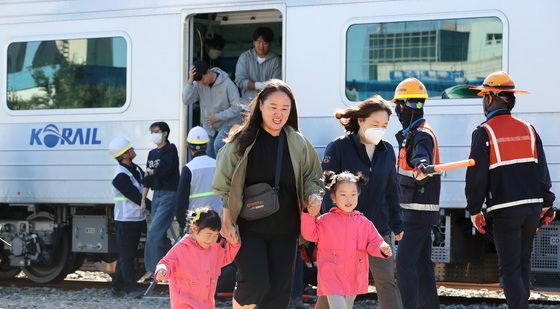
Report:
182,68,242,136
235,48,281,104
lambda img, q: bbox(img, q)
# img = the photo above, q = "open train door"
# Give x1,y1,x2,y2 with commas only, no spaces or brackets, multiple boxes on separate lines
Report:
179,4,285,164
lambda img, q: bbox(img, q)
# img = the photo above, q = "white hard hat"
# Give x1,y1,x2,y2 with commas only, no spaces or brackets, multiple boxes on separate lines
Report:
109,137,133,158
187,126,209,144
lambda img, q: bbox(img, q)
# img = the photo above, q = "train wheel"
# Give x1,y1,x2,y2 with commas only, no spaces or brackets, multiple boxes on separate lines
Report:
22,220,71,284
23,229,71,283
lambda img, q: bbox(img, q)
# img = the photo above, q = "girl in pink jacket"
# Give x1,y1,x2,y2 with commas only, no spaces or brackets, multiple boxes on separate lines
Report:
154,207,240,309
301,171,392,309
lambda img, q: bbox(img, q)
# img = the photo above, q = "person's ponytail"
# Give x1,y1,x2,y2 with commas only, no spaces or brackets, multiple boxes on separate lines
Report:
335,95,392,134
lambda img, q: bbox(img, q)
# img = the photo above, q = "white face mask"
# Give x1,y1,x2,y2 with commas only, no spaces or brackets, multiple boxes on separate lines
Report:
150,132,163,145
208,49,222,60
364,127,386,145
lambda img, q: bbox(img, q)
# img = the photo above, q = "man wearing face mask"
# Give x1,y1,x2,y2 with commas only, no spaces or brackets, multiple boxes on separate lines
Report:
392,78,440,309
317,96,403,309
466,71,555,309
202,34,226,72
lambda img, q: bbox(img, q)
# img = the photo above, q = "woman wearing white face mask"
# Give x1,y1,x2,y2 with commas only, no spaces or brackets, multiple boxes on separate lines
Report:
316,95,404,309
141,121,180,281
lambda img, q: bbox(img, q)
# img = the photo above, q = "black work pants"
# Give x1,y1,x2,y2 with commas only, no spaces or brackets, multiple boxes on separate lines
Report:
492,210,539,309
234,231,297,308
113,220,146,292
396,221,439,309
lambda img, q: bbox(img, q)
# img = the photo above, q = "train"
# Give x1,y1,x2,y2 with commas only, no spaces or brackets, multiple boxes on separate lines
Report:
0,0,558,285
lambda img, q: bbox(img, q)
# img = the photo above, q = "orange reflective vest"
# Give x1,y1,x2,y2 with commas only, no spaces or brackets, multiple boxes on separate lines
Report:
397,122,441,177
481,114,543,212
481,115,538,170
396,121,441,212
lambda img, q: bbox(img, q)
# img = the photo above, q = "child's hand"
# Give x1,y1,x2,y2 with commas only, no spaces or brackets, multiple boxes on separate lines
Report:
307,194,322,217
154,269,167,282
380,242,392,257
307,203,320,217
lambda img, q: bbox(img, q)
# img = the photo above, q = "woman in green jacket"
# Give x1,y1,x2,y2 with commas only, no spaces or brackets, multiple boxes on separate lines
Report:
213,79,324,309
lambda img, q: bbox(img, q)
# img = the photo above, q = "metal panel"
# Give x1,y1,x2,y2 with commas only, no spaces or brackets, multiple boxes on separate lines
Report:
72,215,114,253
431,215,451,263
531,221,560,272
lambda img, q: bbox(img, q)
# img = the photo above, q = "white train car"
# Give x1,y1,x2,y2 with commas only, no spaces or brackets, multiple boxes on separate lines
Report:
0,0,558,284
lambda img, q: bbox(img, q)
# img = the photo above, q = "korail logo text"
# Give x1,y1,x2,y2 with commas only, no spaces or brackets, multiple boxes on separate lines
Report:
30,124,101,148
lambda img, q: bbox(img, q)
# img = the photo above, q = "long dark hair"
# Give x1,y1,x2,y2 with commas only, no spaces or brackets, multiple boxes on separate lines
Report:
335,95,392,134
226,79,299,155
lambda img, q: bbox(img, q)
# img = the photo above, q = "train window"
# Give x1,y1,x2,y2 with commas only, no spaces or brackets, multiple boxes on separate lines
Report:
7,37,127,110
345,17,503,101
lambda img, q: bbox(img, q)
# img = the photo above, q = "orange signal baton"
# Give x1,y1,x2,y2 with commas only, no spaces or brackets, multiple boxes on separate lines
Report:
424,159,475,174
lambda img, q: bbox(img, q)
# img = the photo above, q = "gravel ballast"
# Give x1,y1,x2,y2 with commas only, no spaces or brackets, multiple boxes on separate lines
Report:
1,271,559,308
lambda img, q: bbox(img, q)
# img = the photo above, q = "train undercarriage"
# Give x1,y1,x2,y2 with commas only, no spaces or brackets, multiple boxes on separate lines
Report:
0,204,127,283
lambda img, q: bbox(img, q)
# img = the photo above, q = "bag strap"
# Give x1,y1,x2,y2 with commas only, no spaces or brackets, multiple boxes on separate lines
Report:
274,130,285,190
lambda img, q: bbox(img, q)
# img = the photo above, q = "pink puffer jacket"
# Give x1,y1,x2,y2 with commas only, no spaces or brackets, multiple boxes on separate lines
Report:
301,207,386,296
156,235,240,309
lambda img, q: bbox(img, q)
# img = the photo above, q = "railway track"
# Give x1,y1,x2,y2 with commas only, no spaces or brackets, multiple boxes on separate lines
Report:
2,277,560,306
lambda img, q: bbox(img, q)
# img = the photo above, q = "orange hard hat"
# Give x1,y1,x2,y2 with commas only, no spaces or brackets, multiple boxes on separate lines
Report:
469,71,529,96
391,78,429,103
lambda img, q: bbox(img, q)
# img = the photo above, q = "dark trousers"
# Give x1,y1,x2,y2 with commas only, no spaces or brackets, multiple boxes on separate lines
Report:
396,222,439,309
291,246,305,297
234,231,297,308
113,220,146,292
492,212,539,309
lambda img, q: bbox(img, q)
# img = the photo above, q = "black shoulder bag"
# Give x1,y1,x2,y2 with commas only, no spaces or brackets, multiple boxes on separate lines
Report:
240,130,284,220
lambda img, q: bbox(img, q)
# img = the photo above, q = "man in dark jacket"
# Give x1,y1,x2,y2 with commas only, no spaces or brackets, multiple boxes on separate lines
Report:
466,71,556,309
176,126,221,234
393,78,440,309
109,137,150,298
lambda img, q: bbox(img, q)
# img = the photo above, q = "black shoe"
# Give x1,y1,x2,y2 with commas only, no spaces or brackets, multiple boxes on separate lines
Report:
111,288,125,298
288,296,309,309
126,289,144,299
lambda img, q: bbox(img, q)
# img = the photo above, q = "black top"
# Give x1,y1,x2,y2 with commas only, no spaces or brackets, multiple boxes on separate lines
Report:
239,129,299,236
112,162,151,209
321,134,402,236
465,109,555,217
143,143,180,191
